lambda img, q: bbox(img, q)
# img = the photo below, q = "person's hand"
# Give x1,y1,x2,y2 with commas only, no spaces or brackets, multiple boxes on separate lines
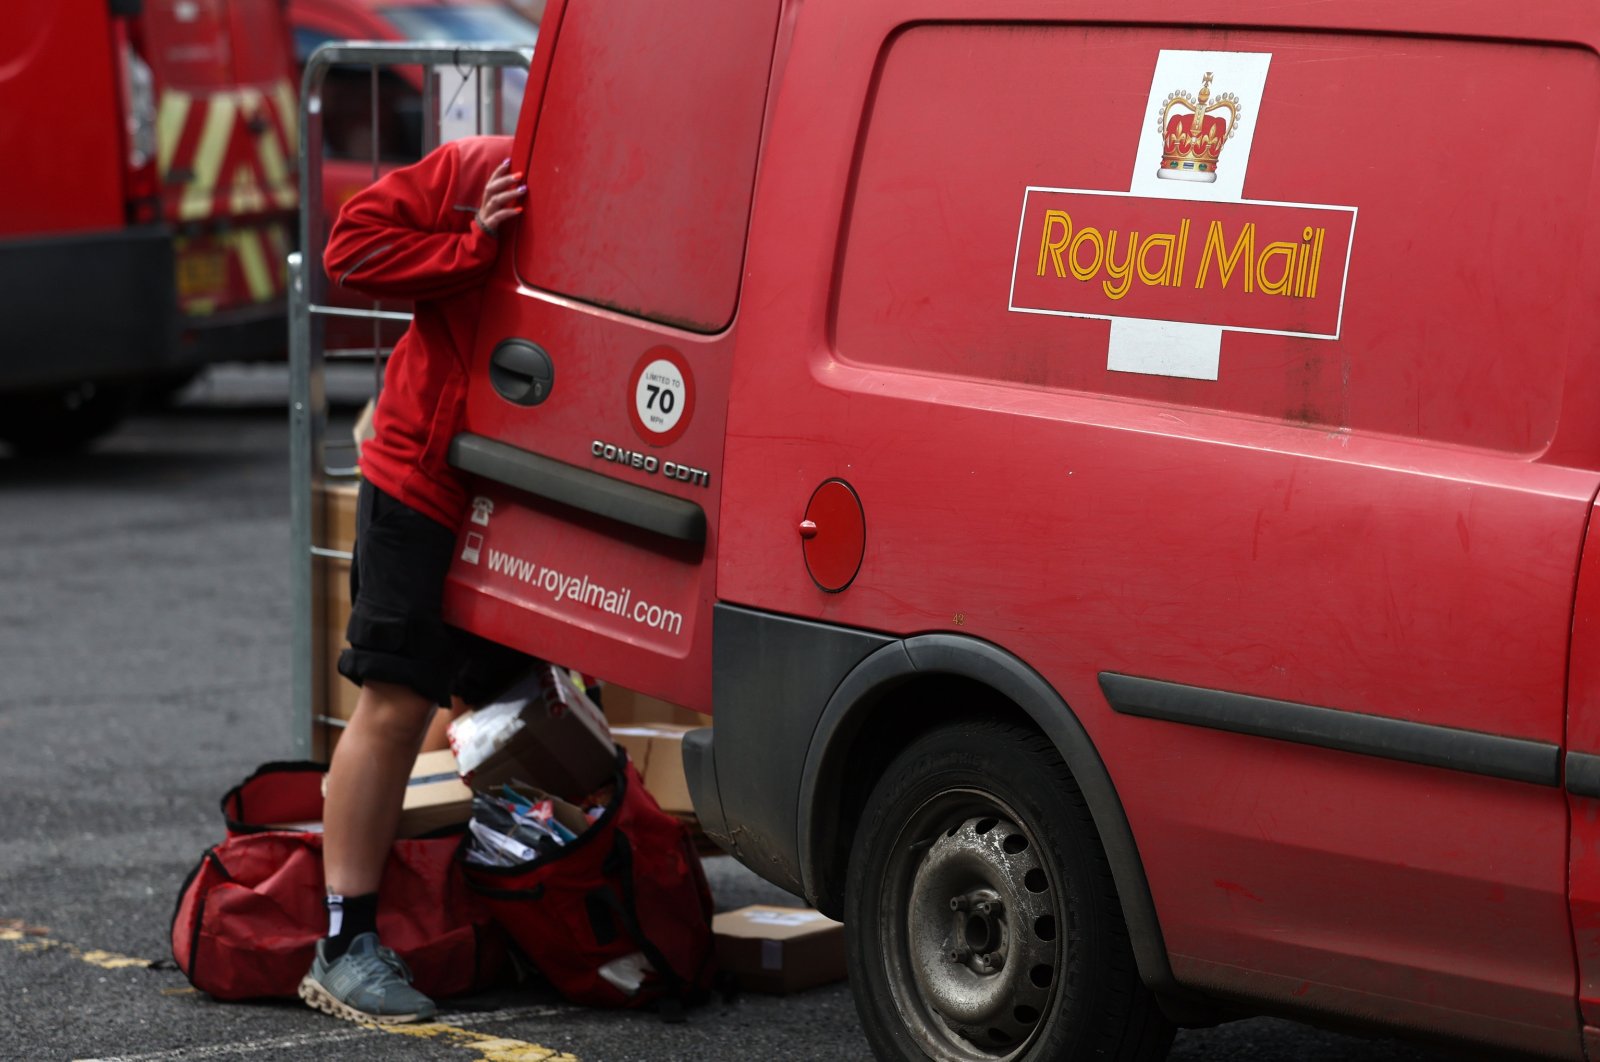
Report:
476,158,525,237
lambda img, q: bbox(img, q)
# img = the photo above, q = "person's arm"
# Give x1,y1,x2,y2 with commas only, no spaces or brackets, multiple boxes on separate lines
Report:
324,147,524,302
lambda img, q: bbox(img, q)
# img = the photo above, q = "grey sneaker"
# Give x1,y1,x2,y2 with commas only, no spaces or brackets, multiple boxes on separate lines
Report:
298,932,437,1025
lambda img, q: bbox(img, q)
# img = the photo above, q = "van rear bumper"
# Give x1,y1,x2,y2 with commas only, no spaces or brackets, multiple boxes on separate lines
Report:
682,727,731,849
702,603,898,907
177,300,289,366
0,226,178,390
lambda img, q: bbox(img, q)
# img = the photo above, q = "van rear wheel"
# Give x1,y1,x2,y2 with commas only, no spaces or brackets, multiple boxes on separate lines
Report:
844,720,1172,1062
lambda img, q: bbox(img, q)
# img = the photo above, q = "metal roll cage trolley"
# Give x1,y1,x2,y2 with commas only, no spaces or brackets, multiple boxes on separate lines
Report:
288,42,533,759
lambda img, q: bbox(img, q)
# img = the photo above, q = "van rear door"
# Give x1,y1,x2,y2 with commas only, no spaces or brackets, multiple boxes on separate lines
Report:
443,0,782,708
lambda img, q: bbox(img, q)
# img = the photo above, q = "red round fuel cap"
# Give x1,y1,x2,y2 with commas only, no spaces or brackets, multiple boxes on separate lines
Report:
802,479,865,593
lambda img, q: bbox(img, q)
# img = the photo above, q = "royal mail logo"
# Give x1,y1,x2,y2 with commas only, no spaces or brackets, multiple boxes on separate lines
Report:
1158,73,1240,182
1014,190,1353,337
1008,50,1358,376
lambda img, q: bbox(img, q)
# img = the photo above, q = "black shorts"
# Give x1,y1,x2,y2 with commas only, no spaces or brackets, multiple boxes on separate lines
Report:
337,481,529,708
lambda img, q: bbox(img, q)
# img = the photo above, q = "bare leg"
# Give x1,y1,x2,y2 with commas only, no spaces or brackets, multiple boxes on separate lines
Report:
323,680,434,896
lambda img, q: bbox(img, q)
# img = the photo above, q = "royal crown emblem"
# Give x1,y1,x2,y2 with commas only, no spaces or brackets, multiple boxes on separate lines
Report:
1156,72,1241,183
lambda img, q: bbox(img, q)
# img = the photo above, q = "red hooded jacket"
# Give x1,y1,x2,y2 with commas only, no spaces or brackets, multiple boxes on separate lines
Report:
324,135,512,530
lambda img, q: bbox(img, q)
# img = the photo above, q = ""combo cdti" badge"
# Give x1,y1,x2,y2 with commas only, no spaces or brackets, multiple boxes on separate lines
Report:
591,439,712,488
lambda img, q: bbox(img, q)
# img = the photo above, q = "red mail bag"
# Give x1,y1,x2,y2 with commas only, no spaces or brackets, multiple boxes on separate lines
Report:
169,761,505,1001
460,755,716,1013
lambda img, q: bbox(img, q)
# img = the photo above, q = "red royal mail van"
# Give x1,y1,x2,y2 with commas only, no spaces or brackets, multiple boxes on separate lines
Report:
439,1,1600,1059
1,0,297,453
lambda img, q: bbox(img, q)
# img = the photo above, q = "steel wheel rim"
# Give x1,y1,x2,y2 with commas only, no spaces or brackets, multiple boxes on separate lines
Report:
879,787,1063,1061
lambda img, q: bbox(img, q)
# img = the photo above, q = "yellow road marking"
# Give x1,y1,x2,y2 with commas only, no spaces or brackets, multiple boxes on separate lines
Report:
73,1005,576,1062
7,918,581,1061
0,920,151,971
380,1021,580,1062
79,950,152,970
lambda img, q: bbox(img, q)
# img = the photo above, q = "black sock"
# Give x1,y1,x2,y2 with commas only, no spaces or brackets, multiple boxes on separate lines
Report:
324,892,379,960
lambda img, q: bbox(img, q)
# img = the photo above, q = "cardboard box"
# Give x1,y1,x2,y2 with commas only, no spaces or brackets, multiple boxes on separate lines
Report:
398,749,474,837
712,906,846,994
453,665,618,801
320,478,361,551
611,724,696,815
273,749,472,835
601,685,705,728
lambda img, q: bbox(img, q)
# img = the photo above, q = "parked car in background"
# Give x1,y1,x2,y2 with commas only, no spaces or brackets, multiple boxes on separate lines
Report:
0,0,299,453
288,0,536,350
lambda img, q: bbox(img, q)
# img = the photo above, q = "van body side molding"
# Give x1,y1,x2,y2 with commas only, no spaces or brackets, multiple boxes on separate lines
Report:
1566,752,1600,799
1100,673,1560,787
449,433,707,544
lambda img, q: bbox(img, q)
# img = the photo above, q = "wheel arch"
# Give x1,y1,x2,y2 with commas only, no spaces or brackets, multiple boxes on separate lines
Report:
797,633,1183,999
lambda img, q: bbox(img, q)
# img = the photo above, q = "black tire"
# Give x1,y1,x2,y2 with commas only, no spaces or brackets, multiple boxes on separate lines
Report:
845,719,1174,1062
138,368,202,409
0,381,138,457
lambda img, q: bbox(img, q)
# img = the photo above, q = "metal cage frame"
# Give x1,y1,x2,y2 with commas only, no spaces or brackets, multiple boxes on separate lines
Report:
288,42,534,757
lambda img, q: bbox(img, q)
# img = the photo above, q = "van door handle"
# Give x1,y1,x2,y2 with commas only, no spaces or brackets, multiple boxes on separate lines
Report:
449,433,707,545
489,339,555,406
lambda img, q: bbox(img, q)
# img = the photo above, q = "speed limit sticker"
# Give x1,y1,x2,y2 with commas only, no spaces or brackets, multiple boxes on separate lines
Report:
627,346,695,445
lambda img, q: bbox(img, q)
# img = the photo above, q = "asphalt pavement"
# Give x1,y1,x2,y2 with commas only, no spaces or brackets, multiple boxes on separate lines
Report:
0,366,1470,1061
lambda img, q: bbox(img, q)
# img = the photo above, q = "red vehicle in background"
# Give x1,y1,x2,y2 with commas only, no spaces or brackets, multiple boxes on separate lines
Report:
0,0,298,453
290,0,538,64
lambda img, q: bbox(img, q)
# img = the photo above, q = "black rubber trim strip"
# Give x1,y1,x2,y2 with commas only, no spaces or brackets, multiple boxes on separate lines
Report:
1100,672,1560,787
449,433,706,544
1567,752,1600,799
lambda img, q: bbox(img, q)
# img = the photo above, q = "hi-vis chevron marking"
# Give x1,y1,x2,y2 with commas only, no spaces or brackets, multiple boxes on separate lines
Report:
174,222,291,316
158,79,298,222
228,227,273,303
